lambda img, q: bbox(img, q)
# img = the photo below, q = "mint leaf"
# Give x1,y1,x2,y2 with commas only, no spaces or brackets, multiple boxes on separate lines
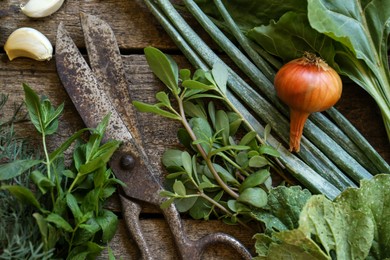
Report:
0,159,41,180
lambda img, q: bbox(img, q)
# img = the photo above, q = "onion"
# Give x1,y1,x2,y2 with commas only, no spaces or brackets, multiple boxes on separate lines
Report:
274,52,342,152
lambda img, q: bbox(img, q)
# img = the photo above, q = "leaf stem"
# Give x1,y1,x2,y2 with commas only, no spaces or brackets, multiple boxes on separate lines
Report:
176,93,239,199
198,192,251,229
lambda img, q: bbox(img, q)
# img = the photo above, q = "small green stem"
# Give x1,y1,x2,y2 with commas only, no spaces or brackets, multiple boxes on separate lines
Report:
68,174,81,193
198,192,250,229
42,132,56,205
175,94,239,199
216,151,250,177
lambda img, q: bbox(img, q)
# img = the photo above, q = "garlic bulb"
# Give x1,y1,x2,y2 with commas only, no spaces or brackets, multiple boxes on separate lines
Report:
4,27,53,61
21,0,64,18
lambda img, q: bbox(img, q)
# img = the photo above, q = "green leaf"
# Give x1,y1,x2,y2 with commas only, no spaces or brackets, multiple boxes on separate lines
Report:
190,117,213,153
41,99,63,135
179,68,191,81
1,185,43,211
208,145,250,158
183,101,207,119
259,145,280,157
0,159,41,180
238,187,268,208
173,180,186,196
144,46,179,94
335,174,390,259
189,196,213,220
255,230,330,259
182,79,214,91
66,193,83,223
203,163,238,185
162,149,184,168
248,155,269,168
181,151,193,177
160,197,175,209
80,189,101,212
33,213,49,249
211,62,228,94
79,141,120,175
247,11,336,64
155,91,171,107
239,169,270,193
23,83,44,133
299,195,374,259
30,170,55,194
215,110,230,145
251,186,311,233
132,101,181,120
255,175,390,259
49,128,89,162
239,131,257,146
308,0,390,72
95,209,118,243
67,247,90,260
175,196,198,213
46,213,73,232
73,218,100,245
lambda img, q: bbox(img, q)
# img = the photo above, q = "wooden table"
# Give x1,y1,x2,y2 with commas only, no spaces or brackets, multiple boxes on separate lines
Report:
1,0,389,259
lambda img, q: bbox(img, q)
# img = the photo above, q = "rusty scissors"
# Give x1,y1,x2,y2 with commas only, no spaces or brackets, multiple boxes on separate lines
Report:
55,13,252,259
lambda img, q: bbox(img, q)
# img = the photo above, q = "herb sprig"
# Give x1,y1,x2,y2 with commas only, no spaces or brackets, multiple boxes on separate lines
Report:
134,47,310,229
0,84,122,259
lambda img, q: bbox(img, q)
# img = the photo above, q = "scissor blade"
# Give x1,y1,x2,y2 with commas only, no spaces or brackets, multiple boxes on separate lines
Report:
55,22,128,142
55,22,162,204
79,13,141,141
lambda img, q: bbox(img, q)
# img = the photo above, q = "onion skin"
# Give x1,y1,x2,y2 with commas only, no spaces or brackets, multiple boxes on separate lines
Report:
274,53,342,152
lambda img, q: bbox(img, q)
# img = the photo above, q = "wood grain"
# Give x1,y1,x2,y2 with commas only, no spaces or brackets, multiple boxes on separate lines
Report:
1,0,389,259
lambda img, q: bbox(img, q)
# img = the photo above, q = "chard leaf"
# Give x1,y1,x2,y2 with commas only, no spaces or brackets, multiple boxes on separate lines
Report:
255,230,330,260
255,175,390,259
307,0,390,72
252,186,311,232
335,174,390,259
246,12,336,65
194,0,307,30
299,195,374,260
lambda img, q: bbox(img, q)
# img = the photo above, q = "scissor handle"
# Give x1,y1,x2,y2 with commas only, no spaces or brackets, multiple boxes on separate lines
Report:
162,203,253,260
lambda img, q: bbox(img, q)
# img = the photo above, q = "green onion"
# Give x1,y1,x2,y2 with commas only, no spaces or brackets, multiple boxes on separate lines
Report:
144,0,343,198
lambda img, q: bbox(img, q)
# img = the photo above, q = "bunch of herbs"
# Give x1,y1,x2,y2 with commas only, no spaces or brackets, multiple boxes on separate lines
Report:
0,85,122,259
134,46,312,230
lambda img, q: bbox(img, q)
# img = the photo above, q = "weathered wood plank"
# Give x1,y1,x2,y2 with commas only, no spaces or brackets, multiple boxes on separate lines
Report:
1,0,212,51
1,0,389,258
2,0,170,48
97,219,256,259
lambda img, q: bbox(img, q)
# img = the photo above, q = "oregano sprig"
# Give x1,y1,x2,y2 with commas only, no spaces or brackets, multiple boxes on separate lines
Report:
133,47,284,227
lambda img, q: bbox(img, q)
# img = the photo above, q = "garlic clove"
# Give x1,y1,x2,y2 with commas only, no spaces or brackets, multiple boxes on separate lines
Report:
20,0,64,18
4,27,53,61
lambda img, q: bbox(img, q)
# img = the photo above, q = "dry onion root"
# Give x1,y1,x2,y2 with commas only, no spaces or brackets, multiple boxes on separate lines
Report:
274,52,342,152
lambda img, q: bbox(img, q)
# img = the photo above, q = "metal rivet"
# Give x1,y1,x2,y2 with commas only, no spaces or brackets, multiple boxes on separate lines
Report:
120,154,135,170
